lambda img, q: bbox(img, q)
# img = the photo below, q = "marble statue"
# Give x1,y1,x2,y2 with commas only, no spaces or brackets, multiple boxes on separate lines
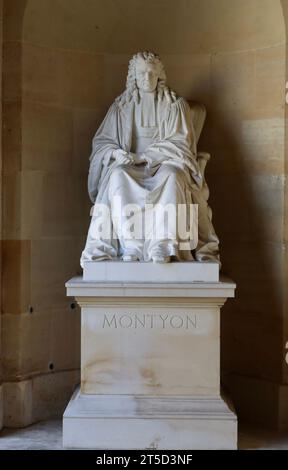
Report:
80,51,220,266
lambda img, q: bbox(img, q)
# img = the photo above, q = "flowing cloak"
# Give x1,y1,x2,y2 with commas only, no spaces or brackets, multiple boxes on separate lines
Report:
87,94,202,204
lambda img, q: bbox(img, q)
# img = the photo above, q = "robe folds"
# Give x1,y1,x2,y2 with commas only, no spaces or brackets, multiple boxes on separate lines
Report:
87,95,201,204
80,93,219,267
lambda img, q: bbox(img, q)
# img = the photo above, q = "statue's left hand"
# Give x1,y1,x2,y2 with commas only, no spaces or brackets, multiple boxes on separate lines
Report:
112,149,134,165
132,153,148,165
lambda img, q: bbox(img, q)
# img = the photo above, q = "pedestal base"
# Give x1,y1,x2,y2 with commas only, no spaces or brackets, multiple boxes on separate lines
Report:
64,270,237,449
63,388,237,449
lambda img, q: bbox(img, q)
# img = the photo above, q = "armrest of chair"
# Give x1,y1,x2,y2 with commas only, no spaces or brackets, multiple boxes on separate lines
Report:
197,151,211,178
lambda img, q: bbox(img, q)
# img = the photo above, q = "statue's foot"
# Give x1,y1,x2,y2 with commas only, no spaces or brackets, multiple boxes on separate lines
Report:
152,255,171,264
122,254,139,262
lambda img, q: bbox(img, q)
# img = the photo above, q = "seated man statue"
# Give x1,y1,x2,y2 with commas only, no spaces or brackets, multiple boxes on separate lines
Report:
80,51,220,266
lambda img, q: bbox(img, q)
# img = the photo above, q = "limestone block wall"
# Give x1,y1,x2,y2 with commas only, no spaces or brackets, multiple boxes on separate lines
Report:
0,0,287,428
1,0,82,427
206,40,287,429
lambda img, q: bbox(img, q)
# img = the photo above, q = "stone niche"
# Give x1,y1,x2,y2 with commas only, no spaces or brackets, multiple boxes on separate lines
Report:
1,0,288,433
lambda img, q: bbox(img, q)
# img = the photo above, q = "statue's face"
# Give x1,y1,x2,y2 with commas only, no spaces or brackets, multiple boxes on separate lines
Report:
135,59,160,92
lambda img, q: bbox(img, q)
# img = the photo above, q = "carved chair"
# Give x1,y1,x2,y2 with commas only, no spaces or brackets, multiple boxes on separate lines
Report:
188,101,211,215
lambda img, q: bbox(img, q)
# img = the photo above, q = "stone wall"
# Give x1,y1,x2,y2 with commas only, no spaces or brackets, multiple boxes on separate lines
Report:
1,0,81,427
1,0,287,428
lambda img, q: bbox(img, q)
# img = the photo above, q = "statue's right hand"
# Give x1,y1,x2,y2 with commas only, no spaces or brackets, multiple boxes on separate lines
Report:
112,149,133,165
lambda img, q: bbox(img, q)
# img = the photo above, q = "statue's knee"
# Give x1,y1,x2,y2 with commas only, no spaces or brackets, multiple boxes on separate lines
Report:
110,165,127,181
164,166,183,183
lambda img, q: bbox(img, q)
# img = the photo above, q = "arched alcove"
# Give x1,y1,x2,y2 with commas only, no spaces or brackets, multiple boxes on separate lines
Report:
1,0,287,429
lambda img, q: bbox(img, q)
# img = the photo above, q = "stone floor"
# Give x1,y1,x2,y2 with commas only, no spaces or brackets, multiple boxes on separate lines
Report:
0,420,288,450
0,420,63,450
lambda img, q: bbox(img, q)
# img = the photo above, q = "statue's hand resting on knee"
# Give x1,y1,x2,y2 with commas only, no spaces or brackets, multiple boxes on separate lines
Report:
112,149,134,165
112,148,149,166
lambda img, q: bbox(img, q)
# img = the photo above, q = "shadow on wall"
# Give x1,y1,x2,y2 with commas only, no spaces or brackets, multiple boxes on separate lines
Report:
198,80,284,426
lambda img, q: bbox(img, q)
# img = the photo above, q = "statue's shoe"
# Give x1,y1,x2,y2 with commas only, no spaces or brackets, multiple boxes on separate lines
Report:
122,254,139,262
152,255,171,264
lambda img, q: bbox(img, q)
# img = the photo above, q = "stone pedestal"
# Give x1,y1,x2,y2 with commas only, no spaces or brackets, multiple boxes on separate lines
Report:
63,262,237,449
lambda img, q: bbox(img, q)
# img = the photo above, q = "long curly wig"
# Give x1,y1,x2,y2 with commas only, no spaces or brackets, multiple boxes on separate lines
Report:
117,51,176,106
